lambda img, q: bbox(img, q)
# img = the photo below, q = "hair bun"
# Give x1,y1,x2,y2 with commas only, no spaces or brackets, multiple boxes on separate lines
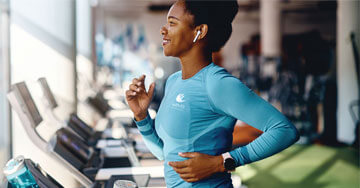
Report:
184,0,239,52
213,0,239,23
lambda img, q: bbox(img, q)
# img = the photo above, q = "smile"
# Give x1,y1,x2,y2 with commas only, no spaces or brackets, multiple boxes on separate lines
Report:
162,39,170,46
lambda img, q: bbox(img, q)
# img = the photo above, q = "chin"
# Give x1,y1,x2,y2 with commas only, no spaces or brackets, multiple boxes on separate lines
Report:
163,49,174,57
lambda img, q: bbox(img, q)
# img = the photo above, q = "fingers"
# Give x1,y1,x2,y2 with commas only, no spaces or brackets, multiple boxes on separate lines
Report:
172,167,197,182
132,78,142,88
178,172,199,183
179,173,193,179
129,76,155,98
172,166,189,174
178,152,199,158
125,89,137,98
132,75,146,89
148,82,156,99
129,83,145,93
127,75,148,98
169,159,202,183
183,178,198,183
138,74,146,81
168,161,188,168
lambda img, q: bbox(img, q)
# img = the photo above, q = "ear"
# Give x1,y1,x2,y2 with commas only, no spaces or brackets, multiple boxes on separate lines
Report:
195,24,208,40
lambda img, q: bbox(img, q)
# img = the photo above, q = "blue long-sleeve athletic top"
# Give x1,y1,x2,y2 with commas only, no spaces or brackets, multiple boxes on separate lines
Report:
135,63,299,187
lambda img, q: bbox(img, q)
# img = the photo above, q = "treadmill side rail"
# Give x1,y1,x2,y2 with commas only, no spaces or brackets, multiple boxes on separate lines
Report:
95,166,164,181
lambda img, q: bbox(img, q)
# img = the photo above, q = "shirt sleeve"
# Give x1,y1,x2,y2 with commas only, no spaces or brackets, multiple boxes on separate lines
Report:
132,72,180,161
134,114,164,160
206,70,299,167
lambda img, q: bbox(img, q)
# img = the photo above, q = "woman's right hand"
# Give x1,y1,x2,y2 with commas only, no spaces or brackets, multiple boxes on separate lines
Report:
125,75,155,121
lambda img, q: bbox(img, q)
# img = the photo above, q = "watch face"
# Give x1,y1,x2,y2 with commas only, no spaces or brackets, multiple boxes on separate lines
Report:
224,158,236,171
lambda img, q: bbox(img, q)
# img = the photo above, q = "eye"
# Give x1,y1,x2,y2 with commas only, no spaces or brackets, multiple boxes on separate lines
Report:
169,21,176,26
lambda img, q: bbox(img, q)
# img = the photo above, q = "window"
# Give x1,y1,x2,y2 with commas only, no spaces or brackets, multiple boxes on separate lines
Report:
0,0,11,185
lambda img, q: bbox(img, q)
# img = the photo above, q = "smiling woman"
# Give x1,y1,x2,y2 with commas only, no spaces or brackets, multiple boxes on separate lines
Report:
125,0,299,187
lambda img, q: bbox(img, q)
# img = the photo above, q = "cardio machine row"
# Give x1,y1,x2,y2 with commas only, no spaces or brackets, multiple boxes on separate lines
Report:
4,78,164,188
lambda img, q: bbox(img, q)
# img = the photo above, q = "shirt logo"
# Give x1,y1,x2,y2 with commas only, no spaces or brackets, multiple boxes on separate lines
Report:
176,94,185,103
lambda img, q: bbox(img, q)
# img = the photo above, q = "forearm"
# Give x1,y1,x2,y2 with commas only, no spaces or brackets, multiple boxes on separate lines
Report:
135,114,164,160
230,122,299,166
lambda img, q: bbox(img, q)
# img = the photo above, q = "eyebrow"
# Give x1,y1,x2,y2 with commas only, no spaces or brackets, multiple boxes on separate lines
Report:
168,16,180,21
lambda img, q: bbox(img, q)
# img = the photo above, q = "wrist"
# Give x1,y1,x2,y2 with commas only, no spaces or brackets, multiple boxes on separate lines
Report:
215,155,226,173
222,152,236,172
134,112,147,121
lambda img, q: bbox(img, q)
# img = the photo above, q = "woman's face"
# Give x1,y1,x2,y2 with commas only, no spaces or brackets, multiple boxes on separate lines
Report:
160,1,196,57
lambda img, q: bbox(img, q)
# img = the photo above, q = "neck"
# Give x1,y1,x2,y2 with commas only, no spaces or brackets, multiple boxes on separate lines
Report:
179,47,212,80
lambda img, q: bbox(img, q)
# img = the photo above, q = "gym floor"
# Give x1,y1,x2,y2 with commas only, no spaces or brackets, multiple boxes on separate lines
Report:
234,144,359,188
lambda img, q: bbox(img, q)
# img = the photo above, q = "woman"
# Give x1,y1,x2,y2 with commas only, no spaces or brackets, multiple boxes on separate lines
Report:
125,0,299,187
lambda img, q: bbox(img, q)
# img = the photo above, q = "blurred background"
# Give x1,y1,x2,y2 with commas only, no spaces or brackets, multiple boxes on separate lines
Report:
0,0,359,187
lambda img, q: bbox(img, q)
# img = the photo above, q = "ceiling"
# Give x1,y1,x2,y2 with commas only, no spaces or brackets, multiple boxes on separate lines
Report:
95,0,336,16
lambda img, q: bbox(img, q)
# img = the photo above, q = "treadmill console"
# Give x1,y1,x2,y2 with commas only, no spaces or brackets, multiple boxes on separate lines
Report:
9,82,43,128
50,127,101,171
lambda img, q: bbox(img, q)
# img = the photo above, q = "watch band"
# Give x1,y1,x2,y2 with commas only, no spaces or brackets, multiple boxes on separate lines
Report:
222,152,235,172
222,152,233,161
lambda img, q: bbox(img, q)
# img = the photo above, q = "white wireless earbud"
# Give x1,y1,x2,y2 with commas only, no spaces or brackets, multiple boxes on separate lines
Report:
193,30,201,43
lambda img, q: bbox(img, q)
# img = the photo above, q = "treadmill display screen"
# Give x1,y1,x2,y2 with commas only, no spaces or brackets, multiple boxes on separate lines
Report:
57,128,91,163
16,82,43,127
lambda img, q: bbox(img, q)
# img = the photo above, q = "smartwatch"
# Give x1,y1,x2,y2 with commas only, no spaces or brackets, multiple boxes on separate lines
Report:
222,152,236,172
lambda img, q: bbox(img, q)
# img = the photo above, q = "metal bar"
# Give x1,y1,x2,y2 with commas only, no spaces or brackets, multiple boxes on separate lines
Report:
73,0,78,113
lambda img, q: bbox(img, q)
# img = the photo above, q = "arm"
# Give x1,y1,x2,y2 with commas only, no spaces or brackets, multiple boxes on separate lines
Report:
134,114,164,160
126,75,164,160
133,73,179,160
207,72,299,166
169,70,299,182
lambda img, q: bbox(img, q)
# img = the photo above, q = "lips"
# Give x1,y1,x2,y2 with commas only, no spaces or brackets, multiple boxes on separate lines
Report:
162,38,170,46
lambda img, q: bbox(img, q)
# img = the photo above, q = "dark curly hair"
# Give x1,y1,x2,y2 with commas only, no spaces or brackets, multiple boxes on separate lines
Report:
183,0,239,52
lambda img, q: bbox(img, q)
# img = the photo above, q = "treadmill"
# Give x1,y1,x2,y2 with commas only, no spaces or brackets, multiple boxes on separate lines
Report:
37,77,152,158
38,77,118,145
7,82,164,187
37,78,141,160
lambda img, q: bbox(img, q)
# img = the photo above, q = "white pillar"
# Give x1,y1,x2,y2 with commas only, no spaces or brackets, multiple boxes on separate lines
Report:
337,0,360,144
260,0,282,57
76,0,97,124
76,0,93,82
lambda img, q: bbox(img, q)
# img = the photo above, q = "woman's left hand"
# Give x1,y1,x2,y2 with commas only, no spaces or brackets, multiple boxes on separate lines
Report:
168,152,225,183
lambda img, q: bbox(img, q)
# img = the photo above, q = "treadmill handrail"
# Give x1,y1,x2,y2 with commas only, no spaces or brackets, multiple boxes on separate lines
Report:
8,87,92,187
47,145,93,187
95,166,164,181
7,91,48,152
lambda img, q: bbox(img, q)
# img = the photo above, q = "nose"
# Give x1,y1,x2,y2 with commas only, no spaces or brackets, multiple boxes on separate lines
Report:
160,25,167,36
